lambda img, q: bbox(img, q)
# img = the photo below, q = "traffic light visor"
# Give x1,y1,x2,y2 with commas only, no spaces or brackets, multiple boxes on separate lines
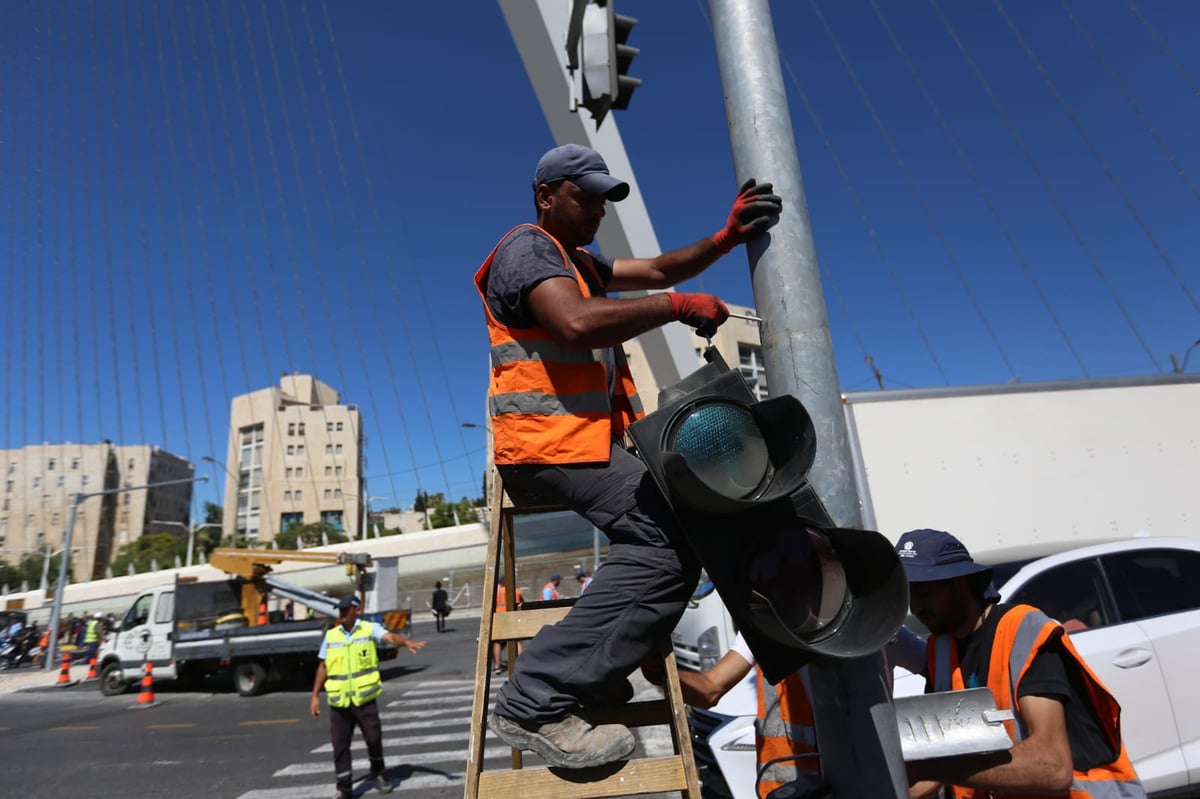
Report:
668,402,771,501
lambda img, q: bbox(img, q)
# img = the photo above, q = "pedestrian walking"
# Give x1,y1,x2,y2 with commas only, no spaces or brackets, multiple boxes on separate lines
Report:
432,581,450,633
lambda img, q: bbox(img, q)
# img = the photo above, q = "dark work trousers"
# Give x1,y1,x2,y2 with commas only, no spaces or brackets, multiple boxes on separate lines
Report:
329,699,386,793
493,442,700,725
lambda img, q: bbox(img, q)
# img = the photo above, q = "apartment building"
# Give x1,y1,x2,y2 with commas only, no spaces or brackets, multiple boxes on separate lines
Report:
1,442,193,582
220,374,363,545
623,301,767,413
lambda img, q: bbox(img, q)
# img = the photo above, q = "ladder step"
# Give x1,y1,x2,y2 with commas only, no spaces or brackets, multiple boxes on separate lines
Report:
476,755,689,798
492,606,572,641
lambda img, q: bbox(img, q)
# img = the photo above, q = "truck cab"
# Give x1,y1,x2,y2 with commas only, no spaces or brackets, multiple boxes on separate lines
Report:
99,584,177,693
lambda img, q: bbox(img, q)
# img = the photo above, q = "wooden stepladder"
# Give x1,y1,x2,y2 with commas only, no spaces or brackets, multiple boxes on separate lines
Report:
463,470,702,799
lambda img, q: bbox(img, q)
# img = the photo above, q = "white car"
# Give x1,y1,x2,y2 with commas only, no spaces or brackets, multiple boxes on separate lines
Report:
691,536,1200,798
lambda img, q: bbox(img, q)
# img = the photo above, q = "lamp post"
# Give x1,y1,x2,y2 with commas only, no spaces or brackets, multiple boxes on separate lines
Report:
45,474,208,671
1170,339,1200,374
150,520,223,567
201,456,240,546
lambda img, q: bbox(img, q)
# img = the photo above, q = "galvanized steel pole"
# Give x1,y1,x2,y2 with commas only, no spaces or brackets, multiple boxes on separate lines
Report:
709,1,908,795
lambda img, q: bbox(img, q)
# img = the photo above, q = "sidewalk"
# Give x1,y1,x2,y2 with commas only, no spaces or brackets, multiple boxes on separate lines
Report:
0,664,79,695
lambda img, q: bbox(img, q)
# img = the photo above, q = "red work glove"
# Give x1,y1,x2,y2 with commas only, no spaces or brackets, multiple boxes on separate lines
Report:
669,292,729,338
712,178,783,254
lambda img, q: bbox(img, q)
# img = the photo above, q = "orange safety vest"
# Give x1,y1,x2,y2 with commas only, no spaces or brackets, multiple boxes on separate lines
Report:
474,224,643,465
928,605,1145,799
542,581,562,601
495,585,523,613
755,666,818,799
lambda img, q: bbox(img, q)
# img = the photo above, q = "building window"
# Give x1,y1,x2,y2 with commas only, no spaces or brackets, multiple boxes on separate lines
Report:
71,457,79,470
4,480,11,492
6,462,14,474
326,422,334,433
281,512,303,530
51,512,59,525
128,458,135,470
48,458,56,470
323,488,332,499
325,445,333,456
335,444,343,455
336,421,344,432
294,489,302,500
295,466,302,478
298,422,305,435
738,343,769,400
32,476,41,488
284,490,292,501
57,475,65,487
81,475,89,486
296,444,305,455
287,445,295,456
334,488,342,499
335,465,343,477
324,466,332,477
321,510,344,531
288,422,296,436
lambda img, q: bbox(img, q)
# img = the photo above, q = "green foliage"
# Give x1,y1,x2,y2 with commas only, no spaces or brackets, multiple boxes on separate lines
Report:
110,533,187,575
274,521,349,550
203,502,223,525
428,496,476,529
0,551,64,589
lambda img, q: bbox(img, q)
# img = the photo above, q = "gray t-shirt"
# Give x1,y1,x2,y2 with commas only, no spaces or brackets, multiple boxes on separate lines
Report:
485,226,617,392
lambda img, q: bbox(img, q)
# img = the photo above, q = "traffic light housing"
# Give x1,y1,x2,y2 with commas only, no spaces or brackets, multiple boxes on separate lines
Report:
628,351,908,683
578,0,641,125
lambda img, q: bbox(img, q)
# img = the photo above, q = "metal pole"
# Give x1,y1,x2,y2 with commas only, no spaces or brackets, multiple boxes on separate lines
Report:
709,1,907,795
43,475,208,671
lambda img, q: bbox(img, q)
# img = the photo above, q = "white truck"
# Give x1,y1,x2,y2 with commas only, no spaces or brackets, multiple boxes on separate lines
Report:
96,548,399,697
676,374,1200,797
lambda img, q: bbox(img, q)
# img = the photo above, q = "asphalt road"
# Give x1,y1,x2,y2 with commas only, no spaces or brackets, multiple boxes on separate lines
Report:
0,614,681,799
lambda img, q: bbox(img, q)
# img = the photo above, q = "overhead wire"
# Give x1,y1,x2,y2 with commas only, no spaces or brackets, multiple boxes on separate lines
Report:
809,0,1018,381
929,0,1164,371
295,1,407,515
1059,0,1200,206
868,0,1090,377
991,0,1199,316
1124,0,1200,99
259,2,362,535
319,0,440,512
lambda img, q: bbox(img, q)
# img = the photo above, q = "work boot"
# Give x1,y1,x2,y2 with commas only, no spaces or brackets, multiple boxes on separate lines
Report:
489,710,636,769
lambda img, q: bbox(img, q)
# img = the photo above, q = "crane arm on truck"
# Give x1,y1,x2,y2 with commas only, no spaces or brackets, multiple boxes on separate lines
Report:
208,548,374,626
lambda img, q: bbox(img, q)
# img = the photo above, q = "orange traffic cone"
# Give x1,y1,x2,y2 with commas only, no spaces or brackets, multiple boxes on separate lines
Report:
84,656,99,681
134,661,160,708
56,650,75,686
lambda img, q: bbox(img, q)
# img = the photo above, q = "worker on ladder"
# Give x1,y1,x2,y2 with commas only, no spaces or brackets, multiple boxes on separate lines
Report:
474,143,782,769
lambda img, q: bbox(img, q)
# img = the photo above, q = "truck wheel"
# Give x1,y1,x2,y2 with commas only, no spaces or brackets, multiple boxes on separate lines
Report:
234,661,268,697
99,662,129,697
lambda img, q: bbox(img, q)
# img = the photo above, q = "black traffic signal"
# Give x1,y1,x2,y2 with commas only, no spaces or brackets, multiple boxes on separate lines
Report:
628,350,908,684
578,0,641,125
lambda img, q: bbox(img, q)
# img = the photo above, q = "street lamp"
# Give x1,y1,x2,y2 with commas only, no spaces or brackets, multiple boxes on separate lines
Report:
1170,339,1200,374
201,456,240,546
45,474,208,671
150,520,223,567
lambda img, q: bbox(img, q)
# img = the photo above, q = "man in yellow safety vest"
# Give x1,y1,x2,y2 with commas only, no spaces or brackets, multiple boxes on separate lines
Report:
309,594,425,799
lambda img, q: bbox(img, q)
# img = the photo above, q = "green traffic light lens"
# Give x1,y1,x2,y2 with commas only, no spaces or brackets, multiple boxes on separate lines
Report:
669,403,770,499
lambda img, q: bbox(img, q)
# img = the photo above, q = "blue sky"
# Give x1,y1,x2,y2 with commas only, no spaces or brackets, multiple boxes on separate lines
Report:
2,1,1197,517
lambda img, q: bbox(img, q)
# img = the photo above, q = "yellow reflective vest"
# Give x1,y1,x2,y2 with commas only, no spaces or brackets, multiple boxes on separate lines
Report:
84,619,102,644
322,621,383,708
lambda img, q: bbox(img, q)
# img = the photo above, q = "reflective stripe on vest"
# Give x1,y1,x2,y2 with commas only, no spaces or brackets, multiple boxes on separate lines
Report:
474,224,643,465
755,667,818,798
322,622,382,708
928,606,1146,799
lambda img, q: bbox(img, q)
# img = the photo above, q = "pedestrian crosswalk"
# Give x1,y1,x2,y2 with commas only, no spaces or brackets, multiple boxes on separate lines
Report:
237,677,674,798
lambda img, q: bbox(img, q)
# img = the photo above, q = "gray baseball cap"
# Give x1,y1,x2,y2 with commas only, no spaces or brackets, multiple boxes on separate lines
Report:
533,144,630,201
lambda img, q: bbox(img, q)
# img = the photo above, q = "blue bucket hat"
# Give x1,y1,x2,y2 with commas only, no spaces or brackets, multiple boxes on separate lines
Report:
533,144,630,201
895,529,992,584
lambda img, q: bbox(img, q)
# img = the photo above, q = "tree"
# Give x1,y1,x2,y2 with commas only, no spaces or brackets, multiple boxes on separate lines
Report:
428,496,475,529
110,533,187,575
274,521,349,550
203,502,223,525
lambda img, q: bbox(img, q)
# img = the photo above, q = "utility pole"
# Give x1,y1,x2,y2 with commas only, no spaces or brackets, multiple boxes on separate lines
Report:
709,1,908,795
